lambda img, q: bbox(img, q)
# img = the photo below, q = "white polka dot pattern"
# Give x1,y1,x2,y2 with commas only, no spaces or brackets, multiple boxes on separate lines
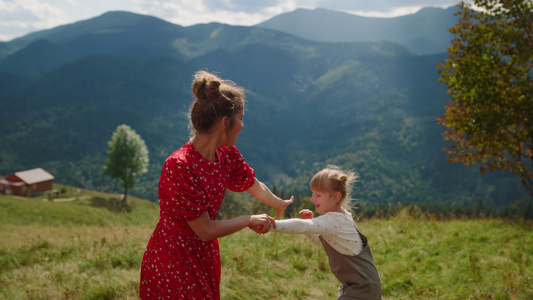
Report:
140,142,255,299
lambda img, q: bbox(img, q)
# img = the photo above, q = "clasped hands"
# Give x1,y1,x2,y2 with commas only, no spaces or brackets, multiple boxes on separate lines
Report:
248,214,276,234
248,196,295,234
249,208,314,236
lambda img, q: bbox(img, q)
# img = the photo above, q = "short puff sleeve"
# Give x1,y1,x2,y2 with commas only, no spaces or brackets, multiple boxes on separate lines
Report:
220,146,256,192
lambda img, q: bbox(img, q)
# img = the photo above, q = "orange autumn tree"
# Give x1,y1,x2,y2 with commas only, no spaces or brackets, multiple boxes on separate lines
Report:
437,0,533,195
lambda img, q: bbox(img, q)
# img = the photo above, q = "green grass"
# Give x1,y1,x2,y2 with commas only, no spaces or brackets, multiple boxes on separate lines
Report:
220,216,533,299
0,184,158,227
0,187,532,299
363,212,533,299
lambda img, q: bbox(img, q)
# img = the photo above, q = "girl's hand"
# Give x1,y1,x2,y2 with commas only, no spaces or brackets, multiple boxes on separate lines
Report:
249,214,276,234
299,209,314,219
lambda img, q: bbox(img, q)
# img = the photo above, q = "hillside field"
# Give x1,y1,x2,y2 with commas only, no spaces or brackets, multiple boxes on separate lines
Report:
0,185,531,299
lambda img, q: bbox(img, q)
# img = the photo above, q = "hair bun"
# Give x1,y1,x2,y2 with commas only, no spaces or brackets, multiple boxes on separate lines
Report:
193,71,222,102
206,80,221,99
188,70,245,137
339,175,348,185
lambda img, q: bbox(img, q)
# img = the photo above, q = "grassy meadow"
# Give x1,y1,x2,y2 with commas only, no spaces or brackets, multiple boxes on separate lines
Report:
0,185,532,299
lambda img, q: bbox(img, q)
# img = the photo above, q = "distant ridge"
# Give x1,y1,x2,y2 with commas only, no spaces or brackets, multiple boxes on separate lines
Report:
10,11,183,47
255,6,460,54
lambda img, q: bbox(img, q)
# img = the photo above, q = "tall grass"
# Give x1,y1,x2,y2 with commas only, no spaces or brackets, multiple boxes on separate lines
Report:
0,188,531,299
220,215,533,299
0,186,157,299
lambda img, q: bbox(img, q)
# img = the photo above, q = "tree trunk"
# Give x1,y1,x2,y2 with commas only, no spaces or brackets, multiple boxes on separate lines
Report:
122,188,128,203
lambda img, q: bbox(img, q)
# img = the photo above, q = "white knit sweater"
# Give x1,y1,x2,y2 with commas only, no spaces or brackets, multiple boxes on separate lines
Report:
273,211,364,255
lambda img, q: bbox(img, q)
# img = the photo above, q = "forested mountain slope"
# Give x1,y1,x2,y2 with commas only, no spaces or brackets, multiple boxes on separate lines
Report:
0,10,528,207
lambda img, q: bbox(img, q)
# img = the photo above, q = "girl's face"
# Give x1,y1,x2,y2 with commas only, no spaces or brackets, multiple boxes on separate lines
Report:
310,188,339,214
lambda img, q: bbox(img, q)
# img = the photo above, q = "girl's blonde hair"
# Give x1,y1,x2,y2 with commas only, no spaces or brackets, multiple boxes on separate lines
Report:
189,70,245,138
310,165,359,212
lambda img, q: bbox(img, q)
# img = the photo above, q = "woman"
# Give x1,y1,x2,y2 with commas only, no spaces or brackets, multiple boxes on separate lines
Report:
140,70,293,299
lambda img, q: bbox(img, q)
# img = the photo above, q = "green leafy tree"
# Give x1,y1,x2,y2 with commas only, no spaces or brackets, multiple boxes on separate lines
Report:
437,0,533,195
103,124,149,202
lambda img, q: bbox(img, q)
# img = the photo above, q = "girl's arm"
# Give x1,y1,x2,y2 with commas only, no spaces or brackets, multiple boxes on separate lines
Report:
188,212,276,242
273,214,332,235
247,178,294,218
273,217,325,245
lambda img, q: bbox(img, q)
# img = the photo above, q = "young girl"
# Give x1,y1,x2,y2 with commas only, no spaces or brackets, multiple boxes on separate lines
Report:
273,165,382,299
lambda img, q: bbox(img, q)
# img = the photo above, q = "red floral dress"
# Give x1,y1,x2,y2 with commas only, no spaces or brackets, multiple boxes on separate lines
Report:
140,142,256,299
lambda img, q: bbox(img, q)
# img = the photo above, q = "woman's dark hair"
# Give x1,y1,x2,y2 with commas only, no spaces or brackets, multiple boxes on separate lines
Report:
189,70,245,137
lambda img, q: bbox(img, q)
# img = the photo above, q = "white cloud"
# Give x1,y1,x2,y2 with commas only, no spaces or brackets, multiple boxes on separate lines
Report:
314,0,459,12
0,0,471,42
0,0,68,40
137,0,308,26
346,6,427,18
136,0,461,27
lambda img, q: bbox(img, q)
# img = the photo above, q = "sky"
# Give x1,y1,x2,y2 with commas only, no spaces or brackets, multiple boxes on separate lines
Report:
0,0,465,42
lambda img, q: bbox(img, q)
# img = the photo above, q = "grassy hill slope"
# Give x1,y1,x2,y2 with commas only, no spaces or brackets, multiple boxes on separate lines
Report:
0,187,531,299
0,184,159,227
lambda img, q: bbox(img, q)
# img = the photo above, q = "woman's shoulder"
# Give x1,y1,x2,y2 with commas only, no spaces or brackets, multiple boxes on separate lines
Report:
217,146,246,163
217,145,241,156
165,142,195,166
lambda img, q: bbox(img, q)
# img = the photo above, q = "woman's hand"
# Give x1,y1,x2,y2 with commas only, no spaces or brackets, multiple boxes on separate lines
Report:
246,179,294,219
275,196,294,219
249,214,276,234
299,209,314,219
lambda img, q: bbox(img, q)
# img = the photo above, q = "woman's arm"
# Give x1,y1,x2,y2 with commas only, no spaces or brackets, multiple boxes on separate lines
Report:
246,178,294,218
188,212,276,242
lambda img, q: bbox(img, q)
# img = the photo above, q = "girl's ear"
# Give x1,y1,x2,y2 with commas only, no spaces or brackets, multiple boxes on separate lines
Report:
334,192,342,202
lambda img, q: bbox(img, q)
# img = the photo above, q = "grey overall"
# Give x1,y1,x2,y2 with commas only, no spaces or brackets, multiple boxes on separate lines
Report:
319,231,382,300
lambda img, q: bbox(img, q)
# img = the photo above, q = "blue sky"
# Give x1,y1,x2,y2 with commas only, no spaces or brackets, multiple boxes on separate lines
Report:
0,0,466,42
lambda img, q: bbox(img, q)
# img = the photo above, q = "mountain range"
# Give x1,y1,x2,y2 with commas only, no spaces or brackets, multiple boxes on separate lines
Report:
0,8,529,207
255,6,460,55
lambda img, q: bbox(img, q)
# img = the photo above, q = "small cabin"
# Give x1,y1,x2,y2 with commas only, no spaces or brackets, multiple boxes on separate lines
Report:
0,168,54,196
